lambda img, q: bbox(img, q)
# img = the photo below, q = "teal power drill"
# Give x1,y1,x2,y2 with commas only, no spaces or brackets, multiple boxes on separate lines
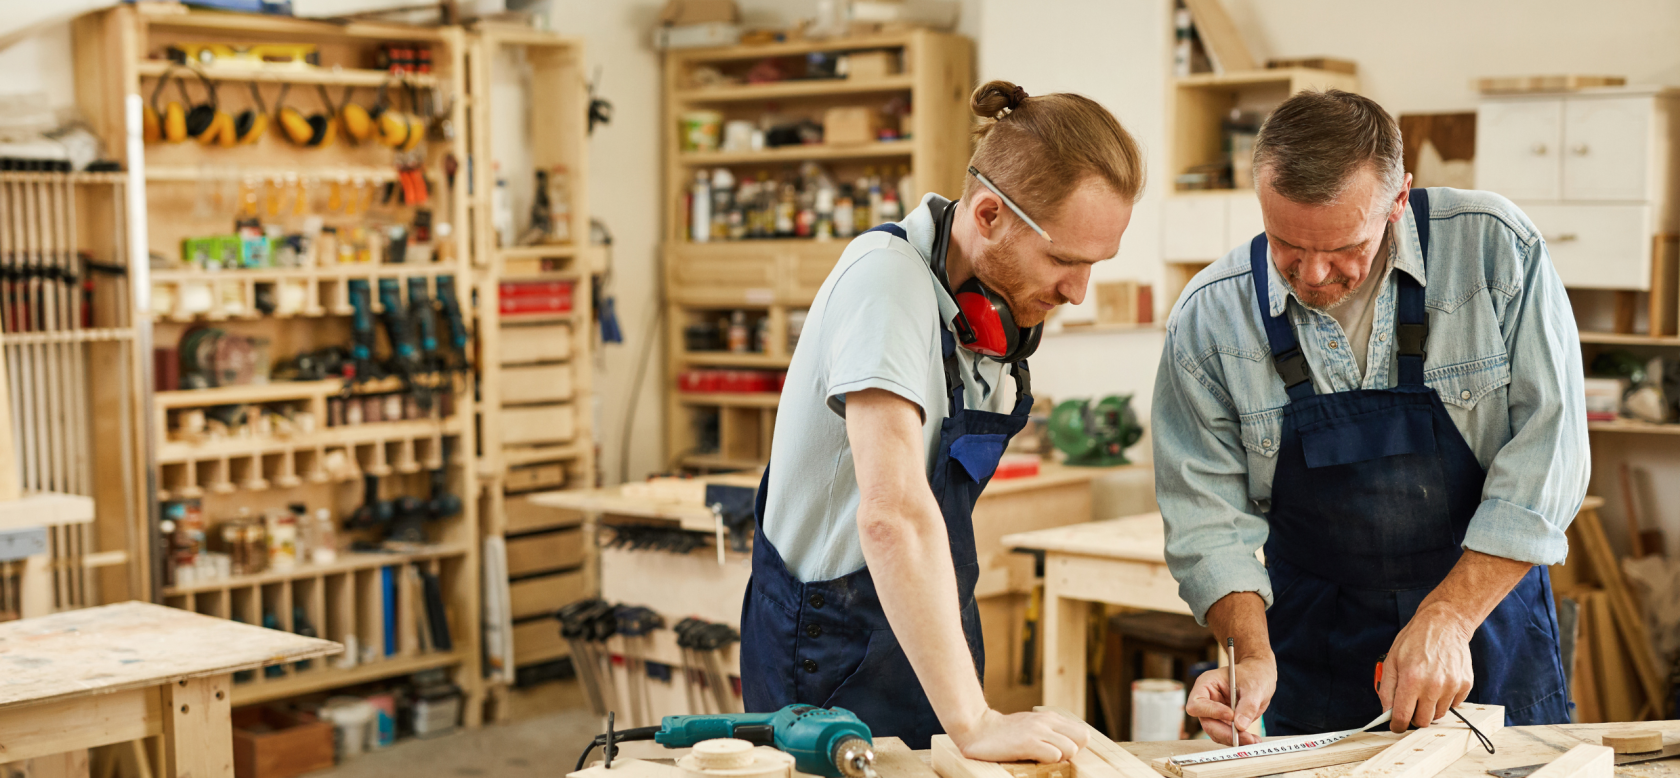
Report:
578,706,878,778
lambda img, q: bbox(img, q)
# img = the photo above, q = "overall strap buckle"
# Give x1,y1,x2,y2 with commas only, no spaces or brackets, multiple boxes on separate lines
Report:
1396,322,1428,359
1273,347,1313,390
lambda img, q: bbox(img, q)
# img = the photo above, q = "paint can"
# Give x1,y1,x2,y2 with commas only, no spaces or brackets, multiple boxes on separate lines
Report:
1132,678,1187,742
322,696,377,761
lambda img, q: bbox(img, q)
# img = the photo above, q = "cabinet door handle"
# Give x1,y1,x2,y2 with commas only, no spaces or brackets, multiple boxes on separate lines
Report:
1546,233,1580,243
1572,144,1590,156
1531,143,1549,155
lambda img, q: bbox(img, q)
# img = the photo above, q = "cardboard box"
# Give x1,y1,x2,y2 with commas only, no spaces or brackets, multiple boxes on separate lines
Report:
658,0,739,25
232,708,335,778
1096,281,1140,325
843,50,899,80
823,107,882,146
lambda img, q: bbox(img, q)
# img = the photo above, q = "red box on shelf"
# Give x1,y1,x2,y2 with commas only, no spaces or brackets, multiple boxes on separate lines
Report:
499,281,574,315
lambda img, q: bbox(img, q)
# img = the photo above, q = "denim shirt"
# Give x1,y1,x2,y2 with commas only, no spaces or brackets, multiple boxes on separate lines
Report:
1151,188,1590,624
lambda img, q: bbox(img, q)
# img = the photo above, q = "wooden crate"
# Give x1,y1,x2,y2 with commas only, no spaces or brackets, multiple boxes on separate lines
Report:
499,405,576,446
500,364,576,404
500,323,574,364
505,495,586,533
232,707,335,778
512,617,569,666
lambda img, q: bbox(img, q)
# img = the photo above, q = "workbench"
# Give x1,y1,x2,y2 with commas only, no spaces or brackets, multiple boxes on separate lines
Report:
527,463,1150,720
1002,513,1186,717
604,717,1680,778
1131,720,1680,778
0,601,338,777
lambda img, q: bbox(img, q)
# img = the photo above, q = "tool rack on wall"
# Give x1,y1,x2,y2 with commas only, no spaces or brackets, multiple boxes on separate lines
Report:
661,31,974,472
0,170,147,613
73,6,487,721
464,23,600,718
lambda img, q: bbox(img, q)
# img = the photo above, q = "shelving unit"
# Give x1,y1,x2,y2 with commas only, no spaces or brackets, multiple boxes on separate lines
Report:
1160,50,1359,306
73,5,486,725
662,31,975,471
465,23,598,713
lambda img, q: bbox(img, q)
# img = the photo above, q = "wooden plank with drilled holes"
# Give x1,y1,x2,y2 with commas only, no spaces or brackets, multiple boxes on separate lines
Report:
1349,704,1504,778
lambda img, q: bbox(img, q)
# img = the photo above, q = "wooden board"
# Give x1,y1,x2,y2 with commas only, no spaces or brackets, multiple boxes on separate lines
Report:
1528,745,1611,778
1181,0,1255,72
505,494,587,533
933,734,1020,778
500,323,574,364
1034,706,1162,778
0,601,338,707
1349,704,1504,778
1152,732,1404,778
1475,76,1626,94
1002,515,1166,563
1600,732,1662,754
511,617,569,667
500,404,577,446
501,364,576,404
875,738,939,778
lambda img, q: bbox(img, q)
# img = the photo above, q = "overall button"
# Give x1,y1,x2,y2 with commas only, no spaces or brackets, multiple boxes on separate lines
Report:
806,623,823,638
1460,389,1472,400
802,659,819,673
1379,332,1389,342
1328,340,1339,349
808,593,826,608
1262,438,1272,448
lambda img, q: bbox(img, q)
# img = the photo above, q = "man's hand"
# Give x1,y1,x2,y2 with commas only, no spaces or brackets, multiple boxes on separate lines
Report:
1377,549,1532,732
1379,604,1475,731
1186,655,1275,746
948,710,1089,764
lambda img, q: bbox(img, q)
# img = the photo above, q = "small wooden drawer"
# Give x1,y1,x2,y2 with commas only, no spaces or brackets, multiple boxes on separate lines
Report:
505,495,585,533
505,462,568,492
512,618,569,666
232,708,335,778
510,569,590,619
500,364,575,405
505,528,587,576
501,323,573,364
499,404,576,446
667,245,778,305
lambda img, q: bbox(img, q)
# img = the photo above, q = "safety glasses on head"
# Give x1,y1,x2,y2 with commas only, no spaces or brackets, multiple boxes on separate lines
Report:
928,193,1044,364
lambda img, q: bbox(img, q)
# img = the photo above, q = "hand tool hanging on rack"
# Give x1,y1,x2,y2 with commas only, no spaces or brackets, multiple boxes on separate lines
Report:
558,598,620,718
615,605,665,728
426,437,461,520
346,474,394,532
434,274,469,373
345,278,380,386
407,275,443,404
376,278,430,410
674,617,741,714
604,523,710,555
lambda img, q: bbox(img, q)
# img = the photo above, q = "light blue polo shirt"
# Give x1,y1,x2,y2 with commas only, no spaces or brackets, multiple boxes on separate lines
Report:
762,194,1010,583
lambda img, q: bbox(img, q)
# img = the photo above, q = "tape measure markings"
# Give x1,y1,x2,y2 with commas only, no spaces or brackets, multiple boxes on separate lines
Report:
1168,710,1393,767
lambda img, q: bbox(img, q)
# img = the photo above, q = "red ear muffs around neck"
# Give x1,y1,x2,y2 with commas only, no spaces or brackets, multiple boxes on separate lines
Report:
953,277,1042,363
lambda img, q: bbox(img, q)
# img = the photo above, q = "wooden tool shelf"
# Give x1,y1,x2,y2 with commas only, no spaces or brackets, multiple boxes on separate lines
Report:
151,263,466,322
135,59,439,89
75,4,488,723
661,31,972,472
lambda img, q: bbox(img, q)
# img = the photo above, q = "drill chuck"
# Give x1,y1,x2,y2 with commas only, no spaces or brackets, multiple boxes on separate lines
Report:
831,736,878,778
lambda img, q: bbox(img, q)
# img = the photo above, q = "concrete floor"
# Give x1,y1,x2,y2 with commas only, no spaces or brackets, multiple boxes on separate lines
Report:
314,681,614,778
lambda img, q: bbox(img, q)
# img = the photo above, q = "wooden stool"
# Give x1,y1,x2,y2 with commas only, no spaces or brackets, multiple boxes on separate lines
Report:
1099,611,1215,740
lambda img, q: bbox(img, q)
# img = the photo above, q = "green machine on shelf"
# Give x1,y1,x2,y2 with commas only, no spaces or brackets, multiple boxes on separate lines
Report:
1048,395,1143,466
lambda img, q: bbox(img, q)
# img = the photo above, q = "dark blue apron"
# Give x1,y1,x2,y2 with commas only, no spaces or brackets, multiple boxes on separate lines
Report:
740,223,1034,749
1254,190,1569,735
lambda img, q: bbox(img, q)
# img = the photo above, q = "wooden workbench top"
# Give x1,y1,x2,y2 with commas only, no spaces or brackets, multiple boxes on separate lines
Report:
1002,513,1166,562
0,601,339,707
1123,721,1680,778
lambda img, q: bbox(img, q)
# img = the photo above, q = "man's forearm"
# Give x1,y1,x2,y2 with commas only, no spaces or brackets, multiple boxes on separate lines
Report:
858,495,988,736
1205,591,1272,662
1414,549,1532,633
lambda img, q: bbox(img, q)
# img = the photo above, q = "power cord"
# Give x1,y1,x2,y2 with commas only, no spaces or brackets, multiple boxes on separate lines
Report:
575,712,660,772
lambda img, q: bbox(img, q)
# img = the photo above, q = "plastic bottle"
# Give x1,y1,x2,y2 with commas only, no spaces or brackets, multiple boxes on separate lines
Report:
491,165,514,248
834,185,856,239
877,186,901,223
691,170,711,243
710,168,735,241
897,165,916,210
815,185,835,241
775,179,797,237
547,165,572,243
313,508,338,564
728,310,750,353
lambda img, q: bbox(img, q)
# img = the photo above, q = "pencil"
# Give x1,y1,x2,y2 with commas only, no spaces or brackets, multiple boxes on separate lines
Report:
1227,637,1239,745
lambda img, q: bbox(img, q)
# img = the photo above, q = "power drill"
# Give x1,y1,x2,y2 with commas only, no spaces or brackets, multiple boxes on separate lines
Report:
578,705,877,778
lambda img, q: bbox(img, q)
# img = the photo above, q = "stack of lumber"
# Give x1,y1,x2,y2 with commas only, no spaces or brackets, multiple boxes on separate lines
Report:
1550,496,1669,721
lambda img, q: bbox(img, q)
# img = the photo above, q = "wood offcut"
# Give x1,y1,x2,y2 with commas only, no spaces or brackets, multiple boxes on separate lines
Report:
1350,705,1505,778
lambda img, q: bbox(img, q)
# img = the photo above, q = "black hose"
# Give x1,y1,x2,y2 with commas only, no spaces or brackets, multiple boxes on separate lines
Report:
575,723,662,772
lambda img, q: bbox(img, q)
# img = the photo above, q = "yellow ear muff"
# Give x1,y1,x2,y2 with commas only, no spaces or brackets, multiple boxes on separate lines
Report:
376,110,409,148
164,100,187,143
274,83,314,146
399,115,424,152
339,87,372,143
234,81,269,144
309,85,337,148
142,104,160,144
181,68,220,139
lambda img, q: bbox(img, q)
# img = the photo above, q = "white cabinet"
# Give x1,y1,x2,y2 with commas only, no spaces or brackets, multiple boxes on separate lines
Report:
1476,87,1679,290
1476,100,1563,201
1162,191,1266,261
1563,97,1653,202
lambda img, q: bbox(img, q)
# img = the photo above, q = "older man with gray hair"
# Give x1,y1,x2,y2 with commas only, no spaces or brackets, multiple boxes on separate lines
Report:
1152,90,1587,742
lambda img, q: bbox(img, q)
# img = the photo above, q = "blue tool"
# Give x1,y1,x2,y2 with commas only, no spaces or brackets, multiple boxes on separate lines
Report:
577,705,877,778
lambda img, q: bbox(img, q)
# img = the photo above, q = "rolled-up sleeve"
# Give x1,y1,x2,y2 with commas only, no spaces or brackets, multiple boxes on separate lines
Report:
1152,327,1274,625
1463,235,1589,565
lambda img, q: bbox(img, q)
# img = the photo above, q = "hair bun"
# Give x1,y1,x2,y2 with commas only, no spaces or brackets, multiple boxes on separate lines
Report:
970,80,1029,120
